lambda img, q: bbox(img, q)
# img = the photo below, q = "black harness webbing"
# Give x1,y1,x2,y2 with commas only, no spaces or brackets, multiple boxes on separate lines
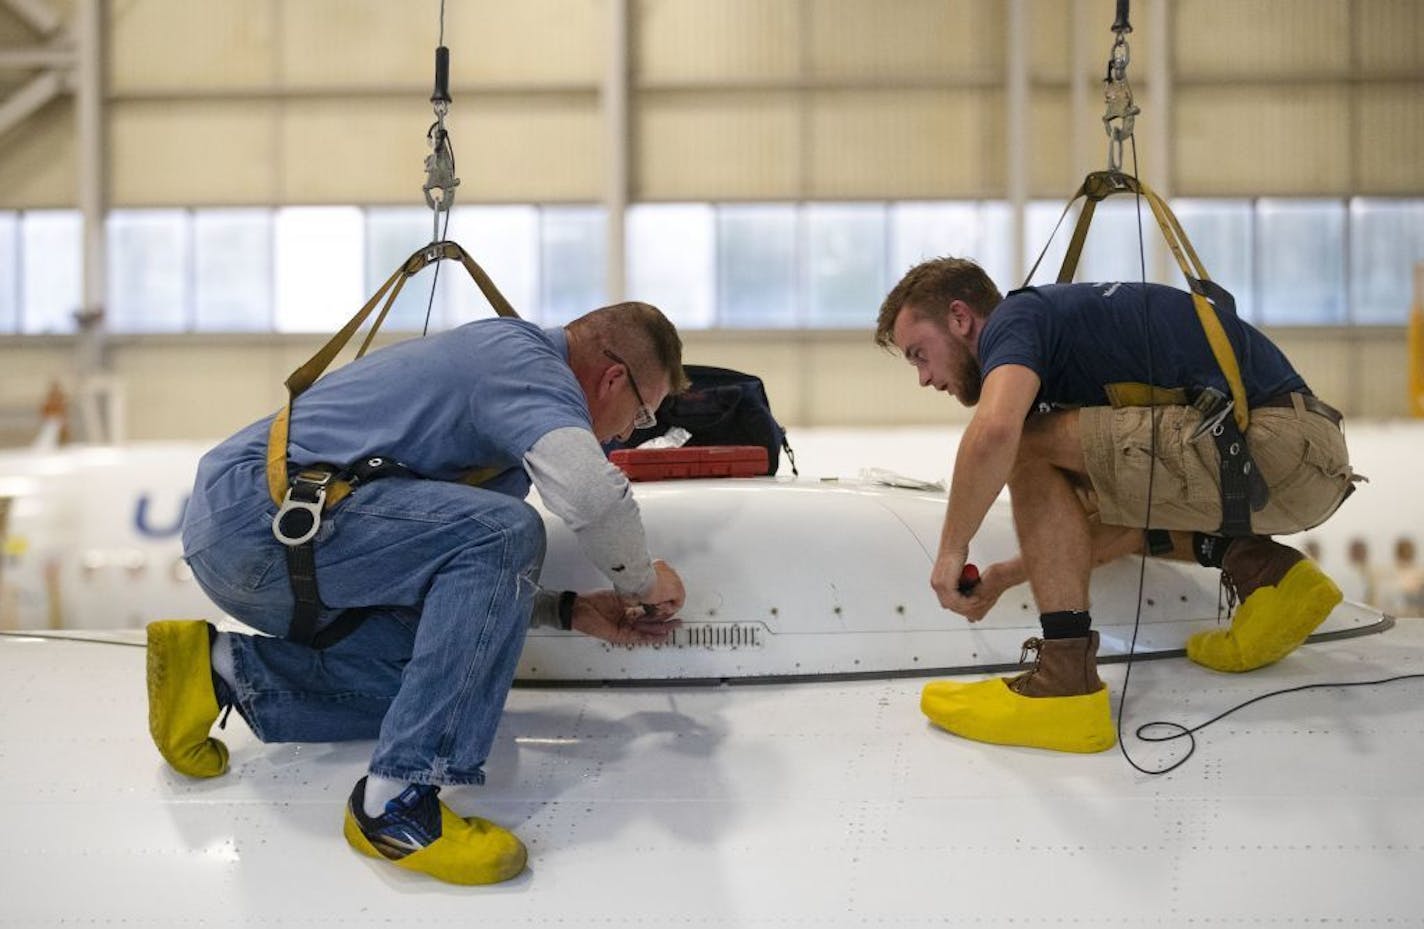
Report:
274,457,418,648
1207,407,1271,537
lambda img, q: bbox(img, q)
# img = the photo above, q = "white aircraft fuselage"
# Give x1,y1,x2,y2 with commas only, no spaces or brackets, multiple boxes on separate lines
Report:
3,424,1418,680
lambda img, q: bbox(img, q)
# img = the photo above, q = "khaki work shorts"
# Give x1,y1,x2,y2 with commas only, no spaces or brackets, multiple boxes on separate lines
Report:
1080,395,1356,535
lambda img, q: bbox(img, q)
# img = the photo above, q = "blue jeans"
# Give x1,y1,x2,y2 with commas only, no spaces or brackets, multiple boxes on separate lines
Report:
186,477,546,786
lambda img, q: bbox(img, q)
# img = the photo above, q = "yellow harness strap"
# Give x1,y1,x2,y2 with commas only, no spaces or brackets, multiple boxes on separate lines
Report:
1046,171,1251,434
265,241,520,507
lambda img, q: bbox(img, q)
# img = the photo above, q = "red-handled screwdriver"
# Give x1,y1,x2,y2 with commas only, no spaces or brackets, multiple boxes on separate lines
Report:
957,563,980,595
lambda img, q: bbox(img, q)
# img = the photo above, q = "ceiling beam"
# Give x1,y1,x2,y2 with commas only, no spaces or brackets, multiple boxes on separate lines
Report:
0,67,63,138
2,0,63,37
0,41,73,68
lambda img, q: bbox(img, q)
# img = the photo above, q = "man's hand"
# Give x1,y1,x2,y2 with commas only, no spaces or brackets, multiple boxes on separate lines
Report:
633,559,685,621
930,548,971,613
571,589,681,646
957,560,1022,622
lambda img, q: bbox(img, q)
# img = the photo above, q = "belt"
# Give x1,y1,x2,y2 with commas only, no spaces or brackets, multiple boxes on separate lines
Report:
1255,392,1343,428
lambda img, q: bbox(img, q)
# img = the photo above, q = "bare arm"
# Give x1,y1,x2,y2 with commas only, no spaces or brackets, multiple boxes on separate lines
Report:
931,363,1040,611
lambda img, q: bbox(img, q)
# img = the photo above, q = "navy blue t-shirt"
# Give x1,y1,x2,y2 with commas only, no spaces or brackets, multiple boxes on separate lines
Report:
976,282,1307,411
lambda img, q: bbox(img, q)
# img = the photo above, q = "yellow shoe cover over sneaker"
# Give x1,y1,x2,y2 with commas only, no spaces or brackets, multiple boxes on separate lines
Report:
146,620,229,778
343,778,527,885
1187,560,1343,672
921,677,1116,753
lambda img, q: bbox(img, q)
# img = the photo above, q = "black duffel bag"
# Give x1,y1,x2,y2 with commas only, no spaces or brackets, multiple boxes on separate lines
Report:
618,365,796,476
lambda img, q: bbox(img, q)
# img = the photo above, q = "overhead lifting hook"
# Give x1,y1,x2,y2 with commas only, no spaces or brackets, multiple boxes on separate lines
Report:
1101,0,1139,173
423,44,460,242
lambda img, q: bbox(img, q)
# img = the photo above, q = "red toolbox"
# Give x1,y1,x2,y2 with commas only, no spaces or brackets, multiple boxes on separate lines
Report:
609,445,769,481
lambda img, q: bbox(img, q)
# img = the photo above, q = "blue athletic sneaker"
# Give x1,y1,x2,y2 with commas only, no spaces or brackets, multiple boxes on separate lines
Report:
343,776,527,884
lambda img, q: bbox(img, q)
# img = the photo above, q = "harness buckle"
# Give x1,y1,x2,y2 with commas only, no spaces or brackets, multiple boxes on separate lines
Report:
1189,387,1233,441
272,468,336,547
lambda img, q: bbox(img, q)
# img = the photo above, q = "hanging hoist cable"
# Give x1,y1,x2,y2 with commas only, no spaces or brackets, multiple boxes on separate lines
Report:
423,11,459,240
421,0,460,335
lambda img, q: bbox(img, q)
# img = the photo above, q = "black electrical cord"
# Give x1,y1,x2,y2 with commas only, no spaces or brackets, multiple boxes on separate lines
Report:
1112,133,1171,773
1111,136,1424,775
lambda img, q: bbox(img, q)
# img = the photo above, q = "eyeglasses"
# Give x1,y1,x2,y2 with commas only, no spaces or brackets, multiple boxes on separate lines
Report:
603,349,658,430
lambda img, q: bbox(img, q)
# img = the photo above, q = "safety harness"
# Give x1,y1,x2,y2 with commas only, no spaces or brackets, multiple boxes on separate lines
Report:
1024,2,1268,539
1028,171,1268,537
266,241,520,647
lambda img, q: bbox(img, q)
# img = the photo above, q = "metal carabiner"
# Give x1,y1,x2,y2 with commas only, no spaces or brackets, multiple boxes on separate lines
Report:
422,129,459,211
1101,31,1138,172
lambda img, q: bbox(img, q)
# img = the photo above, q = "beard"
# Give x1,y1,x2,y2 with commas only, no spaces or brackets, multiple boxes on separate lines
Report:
955,353,984,406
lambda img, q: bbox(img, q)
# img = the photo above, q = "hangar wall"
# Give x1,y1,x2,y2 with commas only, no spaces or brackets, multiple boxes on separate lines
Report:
0,0,1420,440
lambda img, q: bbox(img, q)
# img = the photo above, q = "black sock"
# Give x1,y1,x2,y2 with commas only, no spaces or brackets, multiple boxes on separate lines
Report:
1040,610,1092,640
1194,532,1232,569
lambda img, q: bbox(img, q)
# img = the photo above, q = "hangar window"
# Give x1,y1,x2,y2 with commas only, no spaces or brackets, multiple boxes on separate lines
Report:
1350,199,1424,325
1,199,1420,335
273,207,365,333
19,210,81,334
806,203,888,327
891,201,1011,286
717,204,798,328
363,207,442,330
1172,201,1256,321
1024,201,1071,287
539,207,607,326
627,203,716,329
1258,200,1347,326
108,210,189,333
1077,199,1191,291
364,205,543,331
445,206,540,329
194,209,273,331
0,212,17,334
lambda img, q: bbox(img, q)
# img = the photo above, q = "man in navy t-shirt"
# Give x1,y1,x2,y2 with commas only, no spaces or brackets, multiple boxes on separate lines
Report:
147,302,690,884
875,257,1356,754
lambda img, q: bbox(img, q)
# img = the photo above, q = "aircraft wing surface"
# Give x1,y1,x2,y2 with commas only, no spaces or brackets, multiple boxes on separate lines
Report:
3,623,1423,926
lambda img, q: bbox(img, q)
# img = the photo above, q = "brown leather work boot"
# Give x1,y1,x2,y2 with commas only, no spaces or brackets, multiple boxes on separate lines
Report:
1221,536,1304,603
1007,631,1104,698
920,630,1115,752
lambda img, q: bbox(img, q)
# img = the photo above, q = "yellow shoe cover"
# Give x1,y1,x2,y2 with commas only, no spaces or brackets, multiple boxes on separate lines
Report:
146,620,229,778
343,800,528,885
1186,560,1343,673
920,677,1116,753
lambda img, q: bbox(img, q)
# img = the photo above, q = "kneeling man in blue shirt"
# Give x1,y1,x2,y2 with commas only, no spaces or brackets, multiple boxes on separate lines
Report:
149,301,689,884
